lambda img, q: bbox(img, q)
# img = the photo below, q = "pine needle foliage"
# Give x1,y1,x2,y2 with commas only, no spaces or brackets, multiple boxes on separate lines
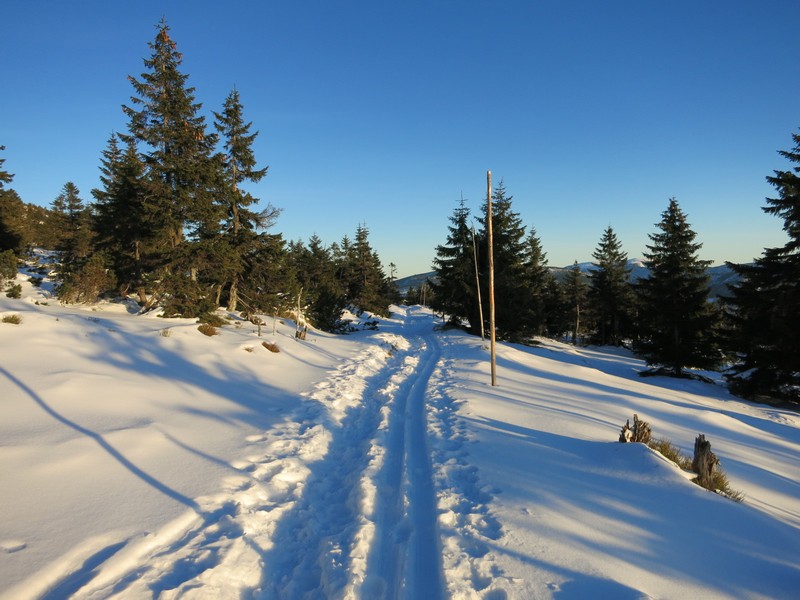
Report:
636,199,720,377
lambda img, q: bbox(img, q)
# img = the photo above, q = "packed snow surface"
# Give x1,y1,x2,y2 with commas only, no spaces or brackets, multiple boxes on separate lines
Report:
1,271,799,599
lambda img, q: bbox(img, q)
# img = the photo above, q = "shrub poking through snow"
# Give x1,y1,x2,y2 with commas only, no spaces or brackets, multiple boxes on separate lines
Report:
618,414,652,444
6,283,21,299
160,328,172,337
198,323,218,337
2,314,22,324
262,341,280,353
200,313,228,327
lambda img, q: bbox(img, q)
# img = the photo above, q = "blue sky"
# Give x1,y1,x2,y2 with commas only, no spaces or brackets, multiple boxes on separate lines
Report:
2,1,798,277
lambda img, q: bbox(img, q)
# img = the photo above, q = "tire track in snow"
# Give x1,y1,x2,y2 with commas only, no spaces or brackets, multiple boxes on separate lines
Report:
362,328,445,599
259,330,422,598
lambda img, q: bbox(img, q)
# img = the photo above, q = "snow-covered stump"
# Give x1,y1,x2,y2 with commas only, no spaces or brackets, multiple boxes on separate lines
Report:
618,414,651,444
692,434,719,489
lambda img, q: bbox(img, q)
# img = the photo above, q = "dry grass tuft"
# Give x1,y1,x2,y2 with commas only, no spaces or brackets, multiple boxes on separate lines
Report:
648,437,693,470
2,314,22,324
262,341,280,353
198,323,218,337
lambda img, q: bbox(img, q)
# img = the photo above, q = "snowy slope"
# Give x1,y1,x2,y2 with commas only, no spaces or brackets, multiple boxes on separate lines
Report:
1,268,798,599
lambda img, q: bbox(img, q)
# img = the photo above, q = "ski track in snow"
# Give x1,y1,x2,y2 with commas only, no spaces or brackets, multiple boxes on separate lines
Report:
58,306,495,599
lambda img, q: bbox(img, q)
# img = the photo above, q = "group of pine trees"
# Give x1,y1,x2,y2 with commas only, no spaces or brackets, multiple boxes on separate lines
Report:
431,132,800,403
0,21,396,330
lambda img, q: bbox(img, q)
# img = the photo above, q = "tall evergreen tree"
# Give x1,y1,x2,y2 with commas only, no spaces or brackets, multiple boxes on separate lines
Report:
348,223,391,315
430,197,479,330
520,227,551,336
477,181,529,340
564,261,588,344
636,199,720,376
725,130,800,401
212,88,270,311
92,134,153,300
587,226,633,345
122,19,218,309
51,182,92,277
0,146,25,254
0,146,12,190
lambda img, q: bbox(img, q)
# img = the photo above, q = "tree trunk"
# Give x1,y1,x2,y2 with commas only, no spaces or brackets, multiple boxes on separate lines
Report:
692,434,718,489
228,278,238,312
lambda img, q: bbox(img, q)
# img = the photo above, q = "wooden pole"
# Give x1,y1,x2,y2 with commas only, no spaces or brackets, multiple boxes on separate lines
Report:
471,224,485,343
487,170,497,386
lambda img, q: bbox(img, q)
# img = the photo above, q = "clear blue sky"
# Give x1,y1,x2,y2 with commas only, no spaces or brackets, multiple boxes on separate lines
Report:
2,1,798,277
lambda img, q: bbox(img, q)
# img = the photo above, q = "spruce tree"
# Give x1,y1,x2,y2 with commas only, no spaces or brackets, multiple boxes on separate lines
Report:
636,199,720,376
477,181,529,341
123,19,218,310
212,88,270,311
92,134,152,301
0,146,25,254
348,223,391,315
430,197,479,330
520,227,551,336
726,130,800,401
51,182,92,277
587,226,634,345
564,261,588,344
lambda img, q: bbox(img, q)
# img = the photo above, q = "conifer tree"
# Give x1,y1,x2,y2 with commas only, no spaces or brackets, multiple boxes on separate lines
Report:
212,88,270,311
520,227,551,336
477,181,529,340
0,146,12,190
348,223,391,315
123,19,219,310
636,199,720,376
587,226,634,345
0,147,25,254
726,130,800,400
430,197,479,330
564,261,588,344
51,182,92,277
92,134,152,301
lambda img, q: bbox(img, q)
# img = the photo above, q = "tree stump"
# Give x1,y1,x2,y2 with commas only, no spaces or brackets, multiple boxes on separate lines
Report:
692,434,719,489
619,414,651,444
619,419,633,443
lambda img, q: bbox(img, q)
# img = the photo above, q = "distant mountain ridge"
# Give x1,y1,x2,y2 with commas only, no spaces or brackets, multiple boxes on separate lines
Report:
394,259,742,299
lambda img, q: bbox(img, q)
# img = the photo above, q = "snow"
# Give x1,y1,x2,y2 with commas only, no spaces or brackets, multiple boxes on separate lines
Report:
1,267,799,599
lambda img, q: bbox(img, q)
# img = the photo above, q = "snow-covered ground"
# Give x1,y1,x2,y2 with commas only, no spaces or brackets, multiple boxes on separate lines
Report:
1,267,799,599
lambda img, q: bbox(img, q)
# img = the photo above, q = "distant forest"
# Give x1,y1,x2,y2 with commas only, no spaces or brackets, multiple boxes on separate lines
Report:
1,19,798,404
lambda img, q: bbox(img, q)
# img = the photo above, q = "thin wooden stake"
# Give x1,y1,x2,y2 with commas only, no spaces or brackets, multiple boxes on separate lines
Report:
471,224,485,343
487,170,497,386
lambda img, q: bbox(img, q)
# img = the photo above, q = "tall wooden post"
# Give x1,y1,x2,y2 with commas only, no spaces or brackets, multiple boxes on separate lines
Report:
487,170,497,386
471,224,485,343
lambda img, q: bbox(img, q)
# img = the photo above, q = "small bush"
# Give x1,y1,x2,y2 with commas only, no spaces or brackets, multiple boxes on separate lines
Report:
0,250,17,282
2,314,22,325
160,328,172,338
262,341,280,353
29,276,43,287
6,283,21,299
198,323,218,337
57,255,116,304
199,312,228,327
